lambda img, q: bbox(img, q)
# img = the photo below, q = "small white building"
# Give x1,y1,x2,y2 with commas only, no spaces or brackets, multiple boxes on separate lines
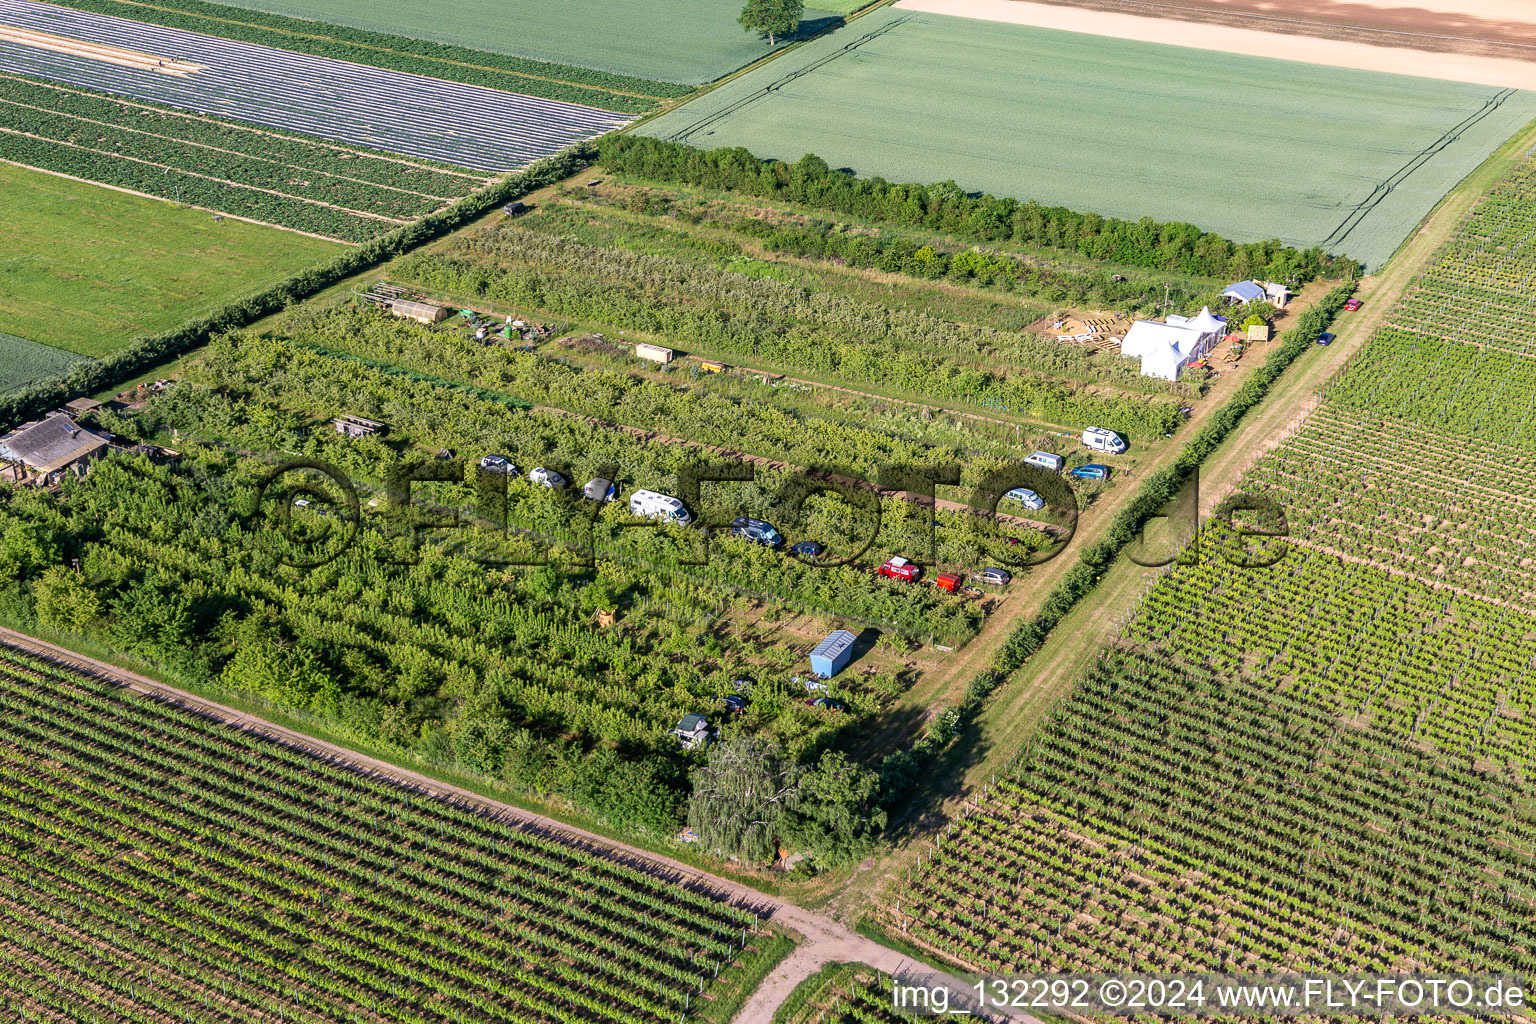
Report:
1120,307,1226,380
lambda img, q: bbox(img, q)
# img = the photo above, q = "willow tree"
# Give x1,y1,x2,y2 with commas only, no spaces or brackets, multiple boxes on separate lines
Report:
687,736,803,863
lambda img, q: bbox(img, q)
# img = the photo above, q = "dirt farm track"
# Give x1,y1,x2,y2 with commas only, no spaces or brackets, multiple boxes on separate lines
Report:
996,0,1536,56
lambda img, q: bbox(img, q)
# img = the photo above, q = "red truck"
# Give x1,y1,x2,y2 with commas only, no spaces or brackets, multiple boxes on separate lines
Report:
879,556,921,582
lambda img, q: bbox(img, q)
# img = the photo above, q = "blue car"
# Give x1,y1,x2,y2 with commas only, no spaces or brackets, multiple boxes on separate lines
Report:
731,517,783,547
790,541,825,557
1315,332,1336,346
1070,464,1111,481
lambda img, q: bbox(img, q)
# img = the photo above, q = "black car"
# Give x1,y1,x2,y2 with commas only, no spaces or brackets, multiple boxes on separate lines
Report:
730,517,783,547
789,541,824,557
721,694,749,714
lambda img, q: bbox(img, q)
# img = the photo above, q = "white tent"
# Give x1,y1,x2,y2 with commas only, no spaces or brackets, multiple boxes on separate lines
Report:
1120,307,1224,379
1122,320,1199,359
1175,306,1226,336
1141,340,1188,381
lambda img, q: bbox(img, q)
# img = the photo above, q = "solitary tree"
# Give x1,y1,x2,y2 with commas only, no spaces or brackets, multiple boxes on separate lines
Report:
739,0,804,46
687,737,802,863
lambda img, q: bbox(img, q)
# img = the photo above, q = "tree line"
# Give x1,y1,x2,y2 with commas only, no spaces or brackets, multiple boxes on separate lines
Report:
598,137,1358,283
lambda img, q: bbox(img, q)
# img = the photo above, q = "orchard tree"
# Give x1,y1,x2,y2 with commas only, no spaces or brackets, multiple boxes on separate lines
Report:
739,0,804,46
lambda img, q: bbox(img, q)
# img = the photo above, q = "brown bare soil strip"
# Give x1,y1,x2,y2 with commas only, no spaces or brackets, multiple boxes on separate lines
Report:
896,0,1536,88
995,0,1536,57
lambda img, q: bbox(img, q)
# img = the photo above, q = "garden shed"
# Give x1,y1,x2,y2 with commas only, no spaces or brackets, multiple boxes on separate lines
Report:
674,713,710,749
0,414,110,486
809,629,857,678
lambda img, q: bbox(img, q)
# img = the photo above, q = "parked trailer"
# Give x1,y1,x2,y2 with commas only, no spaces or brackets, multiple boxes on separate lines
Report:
635,344,674,364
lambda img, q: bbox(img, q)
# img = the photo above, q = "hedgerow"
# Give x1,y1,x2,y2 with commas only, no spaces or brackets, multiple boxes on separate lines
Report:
600,137,1359,283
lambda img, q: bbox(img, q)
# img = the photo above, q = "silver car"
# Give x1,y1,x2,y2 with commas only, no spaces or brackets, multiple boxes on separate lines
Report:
977,568,1012,586
1004,487,1045,511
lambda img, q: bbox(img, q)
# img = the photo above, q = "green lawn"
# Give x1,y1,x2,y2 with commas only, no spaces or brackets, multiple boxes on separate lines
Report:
641,8,1536,269
0,164,341,359
210,0,843,84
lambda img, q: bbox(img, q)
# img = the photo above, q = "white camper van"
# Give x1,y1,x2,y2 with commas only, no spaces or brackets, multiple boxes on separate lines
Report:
1081,427,1127,454
629,489,693,525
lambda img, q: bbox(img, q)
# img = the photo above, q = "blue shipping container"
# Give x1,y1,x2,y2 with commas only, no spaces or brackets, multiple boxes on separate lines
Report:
809,629,857,678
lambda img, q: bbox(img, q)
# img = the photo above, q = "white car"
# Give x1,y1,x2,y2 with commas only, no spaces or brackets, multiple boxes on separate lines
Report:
479,454,516,475
529,467,566,489
1004,487,1045,510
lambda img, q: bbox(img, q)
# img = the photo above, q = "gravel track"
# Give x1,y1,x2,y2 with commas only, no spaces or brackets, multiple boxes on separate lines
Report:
0,0,630,171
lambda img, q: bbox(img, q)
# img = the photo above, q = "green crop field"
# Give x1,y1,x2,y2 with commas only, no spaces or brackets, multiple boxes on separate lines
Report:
0,331,92,394
199,0,843,84
0,163,340,359
640,8,1536,270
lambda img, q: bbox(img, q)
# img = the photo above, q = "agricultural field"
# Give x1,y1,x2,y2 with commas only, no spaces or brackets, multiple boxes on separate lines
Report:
878,141,1536,986
639,7,1536,269
1329,158,1536,444
384,207,1202,441
774,964,900,1024
108,0,847,85
0,646,789,1023
0,161,340,356
0,330,91,392
889,640,1536,975
1239,404,1536,609
0,73,492,242
0,0,630,176
25,0,686,113
0,142,1357,836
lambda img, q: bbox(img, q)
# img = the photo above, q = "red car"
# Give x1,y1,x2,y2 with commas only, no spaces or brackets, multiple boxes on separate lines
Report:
879,556,921,582
1343,298,1362,311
